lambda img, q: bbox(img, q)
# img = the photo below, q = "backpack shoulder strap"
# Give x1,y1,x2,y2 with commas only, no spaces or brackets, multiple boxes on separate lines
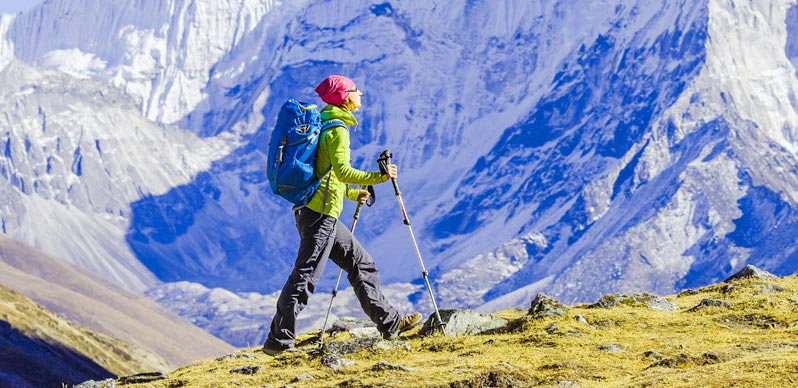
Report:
303,119,346,214
320,119,347,132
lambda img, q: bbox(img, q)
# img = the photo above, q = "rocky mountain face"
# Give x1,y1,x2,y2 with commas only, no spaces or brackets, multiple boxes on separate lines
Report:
0,0,796,345
0,58,235,292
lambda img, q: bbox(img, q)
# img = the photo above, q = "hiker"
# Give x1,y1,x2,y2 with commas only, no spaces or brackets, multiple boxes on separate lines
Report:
263,75,422,355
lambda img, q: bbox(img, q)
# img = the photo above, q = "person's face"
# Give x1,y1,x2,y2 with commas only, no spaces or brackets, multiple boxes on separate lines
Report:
346,87,363,111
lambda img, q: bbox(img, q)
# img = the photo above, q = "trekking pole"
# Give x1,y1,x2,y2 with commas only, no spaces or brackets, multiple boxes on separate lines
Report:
377,149,444,330
318,186,375,348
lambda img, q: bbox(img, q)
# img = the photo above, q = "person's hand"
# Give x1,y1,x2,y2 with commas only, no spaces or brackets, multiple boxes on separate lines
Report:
357,189,371,204
383,163,397,180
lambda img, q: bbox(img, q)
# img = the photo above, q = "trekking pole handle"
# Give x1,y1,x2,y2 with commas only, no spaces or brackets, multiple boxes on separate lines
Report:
378,149,411,225
378,149,401,195
353,185,372,220
377,149,391,174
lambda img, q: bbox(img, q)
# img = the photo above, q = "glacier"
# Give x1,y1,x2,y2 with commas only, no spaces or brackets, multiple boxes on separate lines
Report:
0,0,796,346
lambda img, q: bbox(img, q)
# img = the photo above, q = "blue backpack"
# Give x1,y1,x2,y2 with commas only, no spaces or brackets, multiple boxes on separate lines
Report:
267,99,342,207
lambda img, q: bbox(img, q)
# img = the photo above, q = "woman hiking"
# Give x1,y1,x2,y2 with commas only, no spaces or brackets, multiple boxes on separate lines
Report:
263,75,422,355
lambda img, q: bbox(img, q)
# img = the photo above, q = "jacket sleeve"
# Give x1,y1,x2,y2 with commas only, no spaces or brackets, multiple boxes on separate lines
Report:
326,127,388,186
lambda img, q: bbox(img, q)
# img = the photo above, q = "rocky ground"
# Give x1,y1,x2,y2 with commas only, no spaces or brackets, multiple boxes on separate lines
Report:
77,265,798,388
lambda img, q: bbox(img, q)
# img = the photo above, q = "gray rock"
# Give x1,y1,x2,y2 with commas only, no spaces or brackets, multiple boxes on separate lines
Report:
349,326,381,338
74,380,116,388
372,339,412,352
589,293,678,311
292,374,314,382
493,361,516,369
643,351,667,360
758,284,786,294
321,354,355,370
217,353,256,361
230,366,262,375
117,372,166,384
702,352,726,364
420,309,508,337
329,317,379,338
546,323,559,334
574,315,589,324
528,293,568,319
599,344,625,353
724,265,778,283
720,284,738,294
703,298,731,307
678,288,700,297
372,361,415,372
689,298,731,312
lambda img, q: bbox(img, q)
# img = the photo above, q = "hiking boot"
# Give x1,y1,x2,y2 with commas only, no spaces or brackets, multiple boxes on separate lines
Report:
262,339,295,356
382,312,423,340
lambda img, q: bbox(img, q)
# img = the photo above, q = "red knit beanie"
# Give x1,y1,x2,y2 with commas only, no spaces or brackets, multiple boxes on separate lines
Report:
314,75,356,106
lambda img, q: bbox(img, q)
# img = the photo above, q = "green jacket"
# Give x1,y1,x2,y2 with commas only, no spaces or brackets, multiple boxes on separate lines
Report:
306,105,387,218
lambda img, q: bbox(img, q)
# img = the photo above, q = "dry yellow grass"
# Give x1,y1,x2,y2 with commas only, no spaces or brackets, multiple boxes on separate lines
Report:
127,275,798,388
0,284,169,378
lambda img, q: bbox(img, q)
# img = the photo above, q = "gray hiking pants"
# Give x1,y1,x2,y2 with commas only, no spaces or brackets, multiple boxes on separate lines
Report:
267,207,400,347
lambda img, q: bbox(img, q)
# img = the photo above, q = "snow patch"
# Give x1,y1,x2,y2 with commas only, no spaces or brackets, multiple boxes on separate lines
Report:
41,49,107,79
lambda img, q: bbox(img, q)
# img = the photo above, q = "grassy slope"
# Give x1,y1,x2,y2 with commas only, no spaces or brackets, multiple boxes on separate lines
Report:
124,275,798,388
0,235,234,367
0,284,166,387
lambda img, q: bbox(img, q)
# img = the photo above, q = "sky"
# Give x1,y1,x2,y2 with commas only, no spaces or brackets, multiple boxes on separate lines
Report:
0,0,41,14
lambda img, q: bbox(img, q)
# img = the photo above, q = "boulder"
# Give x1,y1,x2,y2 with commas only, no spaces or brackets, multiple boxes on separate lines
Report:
329,317,380,338
688,298,731,312
589,293,678,311
528,293,568,319
74,380,116,388
229,366,261,375
599,344,626,353
724,265,778,283
117,372,166,385
420,309,508,337
372,361,414,372
292,374,315,382
321,354,355,370
758,284,786,294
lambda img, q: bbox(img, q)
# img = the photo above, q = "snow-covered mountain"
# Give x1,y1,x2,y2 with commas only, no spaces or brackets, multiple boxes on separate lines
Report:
0,59,235,291
1,0,797,344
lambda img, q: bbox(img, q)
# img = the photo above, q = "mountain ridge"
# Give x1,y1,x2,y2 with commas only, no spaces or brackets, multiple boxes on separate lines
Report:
0,234,234,366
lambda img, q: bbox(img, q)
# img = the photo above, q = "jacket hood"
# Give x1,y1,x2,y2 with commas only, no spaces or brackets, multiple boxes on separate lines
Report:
320,104,358,127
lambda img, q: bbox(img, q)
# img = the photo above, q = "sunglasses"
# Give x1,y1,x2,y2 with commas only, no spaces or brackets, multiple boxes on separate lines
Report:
345,87,360,93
